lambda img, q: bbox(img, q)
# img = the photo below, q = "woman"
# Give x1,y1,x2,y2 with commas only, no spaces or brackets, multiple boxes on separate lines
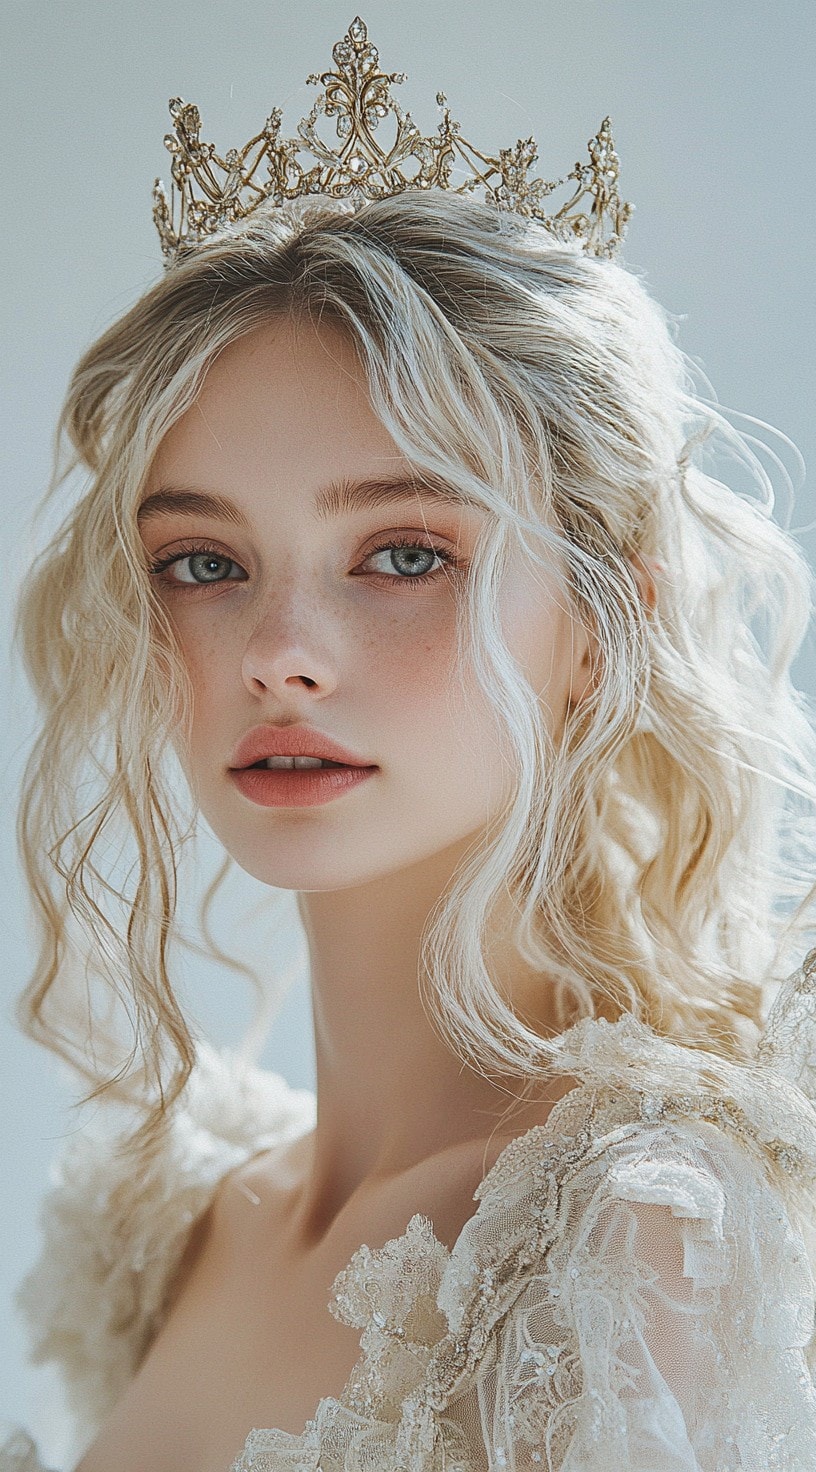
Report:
4,18,816,1471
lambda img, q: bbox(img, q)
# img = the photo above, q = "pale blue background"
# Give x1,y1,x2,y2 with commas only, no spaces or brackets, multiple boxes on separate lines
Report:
1,0,814,1447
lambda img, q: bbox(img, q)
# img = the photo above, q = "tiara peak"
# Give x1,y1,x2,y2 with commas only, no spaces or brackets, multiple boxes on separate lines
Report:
152,15,633,266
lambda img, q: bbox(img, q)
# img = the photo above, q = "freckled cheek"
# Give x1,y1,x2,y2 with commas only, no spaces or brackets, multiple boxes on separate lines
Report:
375,627,504,796
363,616,458,724
180,625,235,694
164,617,244,752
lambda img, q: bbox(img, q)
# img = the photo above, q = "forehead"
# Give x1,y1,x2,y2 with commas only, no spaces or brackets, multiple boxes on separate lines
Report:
151,313,387,463
143,314,484,522
145,317,407,520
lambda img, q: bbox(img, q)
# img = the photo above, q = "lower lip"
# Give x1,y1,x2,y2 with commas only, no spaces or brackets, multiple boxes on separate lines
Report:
229,764,378,807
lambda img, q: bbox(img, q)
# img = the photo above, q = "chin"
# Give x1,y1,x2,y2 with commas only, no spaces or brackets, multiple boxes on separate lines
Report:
222,842,383,893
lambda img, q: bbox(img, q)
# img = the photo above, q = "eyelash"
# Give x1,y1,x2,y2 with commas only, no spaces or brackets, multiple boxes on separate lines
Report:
146,535,460,591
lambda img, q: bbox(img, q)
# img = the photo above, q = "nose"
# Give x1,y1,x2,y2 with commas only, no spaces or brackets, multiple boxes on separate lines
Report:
237,579,338,694
242,642,334,696
239,598,339,699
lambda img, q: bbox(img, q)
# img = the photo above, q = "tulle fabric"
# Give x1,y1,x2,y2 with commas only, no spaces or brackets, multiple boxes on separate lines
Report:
5,953,816,1471
232,1080,816,1471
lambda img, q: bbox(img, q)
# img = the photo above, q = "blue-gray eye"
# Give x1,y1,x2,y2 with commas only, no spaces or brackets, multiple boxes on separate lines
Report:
368,545,439,577
181,552,235,583
148,546,246,585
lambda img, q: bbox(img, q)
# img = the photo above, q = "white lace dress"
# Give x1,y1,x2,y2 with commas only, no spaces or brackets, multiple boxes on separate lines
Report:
4,956,816,1471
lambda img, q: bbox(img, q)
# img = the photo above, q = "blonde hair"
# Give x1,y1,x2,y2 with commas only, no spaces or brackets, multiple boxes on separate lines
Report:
13,190,816,1160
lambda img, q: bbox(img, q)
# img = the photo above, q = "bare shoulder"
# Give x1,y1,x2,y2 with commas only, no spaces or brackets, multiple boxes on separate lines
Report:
168,1087,576,1295
384,1096,576,1250
162,1135,308,1320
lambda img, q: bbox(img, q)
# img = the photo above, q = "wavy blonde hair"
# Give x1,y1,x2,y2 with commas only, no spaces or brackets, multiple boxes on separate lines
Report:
13,190,816,1161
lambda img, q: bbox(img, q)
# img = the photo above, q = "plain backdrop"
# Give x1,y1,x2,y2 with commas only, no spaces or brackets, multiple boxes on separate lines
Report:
1,0,814,1445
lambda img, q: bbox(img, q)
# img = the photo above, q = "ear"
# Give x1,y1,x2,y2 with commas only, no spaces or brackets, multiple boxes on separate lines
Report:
566,608,597,710
627,549,662,615
566,551,661,711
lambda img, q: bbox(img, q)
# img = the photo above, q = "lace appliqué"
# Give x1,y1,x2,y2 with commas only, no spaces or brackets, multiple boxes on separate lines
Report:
233,1069,816,1471
8,957,816,1472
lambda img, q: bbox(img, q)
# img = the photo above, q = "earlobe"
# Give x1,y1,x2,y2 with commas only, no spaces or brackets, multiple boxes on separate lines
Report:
567,620,598,711
566,551,661,715
627,550,662,615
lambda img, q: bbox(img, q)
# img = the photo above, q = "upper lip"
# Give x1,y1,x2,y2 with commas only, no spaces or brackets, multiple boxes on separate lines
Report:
229,724,377,770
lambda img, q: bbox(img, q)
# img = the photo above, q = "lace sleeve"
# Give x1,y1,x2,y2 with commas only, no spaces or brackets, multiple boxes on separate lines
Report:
475,1120,816,1471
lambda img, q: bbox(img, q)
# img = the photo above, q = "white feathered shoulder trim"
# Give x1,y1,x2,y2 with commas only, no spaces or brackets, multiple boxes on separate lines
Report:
14,1041,316,1440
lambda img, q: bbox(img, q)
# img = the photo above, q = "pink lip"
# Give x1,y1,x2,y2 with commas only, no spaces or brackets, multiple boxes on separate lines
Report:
229,723,376,771
229,764,377,808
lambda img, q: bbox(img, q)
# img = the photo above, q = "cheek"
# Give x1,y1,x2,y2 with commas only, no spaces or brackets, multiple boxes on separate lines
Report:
373,618,510,798
365,605,486,743
168,606,239,690
161,611,241,760
368,624,451,708
145,601,214,744
499,581,575,735
185,629,231,687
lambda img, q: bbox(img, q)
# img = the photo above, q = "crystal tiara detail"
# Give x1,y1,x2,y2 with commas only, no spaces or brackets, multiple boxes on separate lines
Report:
152,15,633,267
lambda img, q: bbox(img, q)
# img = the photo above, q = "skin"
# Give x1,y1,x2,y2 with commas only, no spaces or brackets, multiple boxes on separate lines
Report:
138,311,658,1248
71,311,663,1471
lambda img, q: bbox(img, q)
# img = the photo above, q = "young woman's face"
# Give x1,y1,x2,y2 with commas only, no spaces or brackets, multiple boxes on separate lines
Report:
139,315,591,890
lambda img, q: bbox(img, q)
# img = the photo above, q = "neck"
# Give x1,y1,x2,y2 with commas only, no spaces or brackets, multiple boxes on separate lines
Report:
292,836,567,1241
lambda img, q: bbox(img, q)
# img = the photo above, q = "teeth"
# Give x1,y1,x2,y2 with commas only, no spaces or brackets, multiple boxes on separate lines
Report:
260,756,345,769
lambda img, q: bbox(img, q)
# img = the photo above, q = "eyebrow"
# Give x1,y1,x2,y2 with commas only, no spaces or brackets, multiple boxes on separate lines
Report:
136,475,476,527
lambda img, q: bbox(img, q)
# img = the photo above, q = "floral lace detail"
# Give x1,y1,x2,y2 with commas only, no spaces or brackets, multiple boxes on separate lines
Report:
232,1061,816,1470
7,956,816,1471
757,945,816,1096
330,1214,452,1416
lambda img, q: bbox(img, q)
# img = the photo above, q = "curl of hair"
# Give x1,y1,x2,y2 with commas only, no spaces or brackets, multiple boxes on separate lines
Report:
13,190,816,1175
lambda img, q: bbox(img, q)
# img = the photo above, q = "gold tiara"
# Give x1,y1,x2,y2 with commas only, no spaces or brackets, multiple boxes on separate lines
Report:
153,15,632,267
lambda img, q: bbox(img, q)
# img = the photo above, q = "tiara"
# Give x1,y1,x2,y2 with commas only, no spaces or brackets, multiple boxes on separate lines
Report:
152,15,632,266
